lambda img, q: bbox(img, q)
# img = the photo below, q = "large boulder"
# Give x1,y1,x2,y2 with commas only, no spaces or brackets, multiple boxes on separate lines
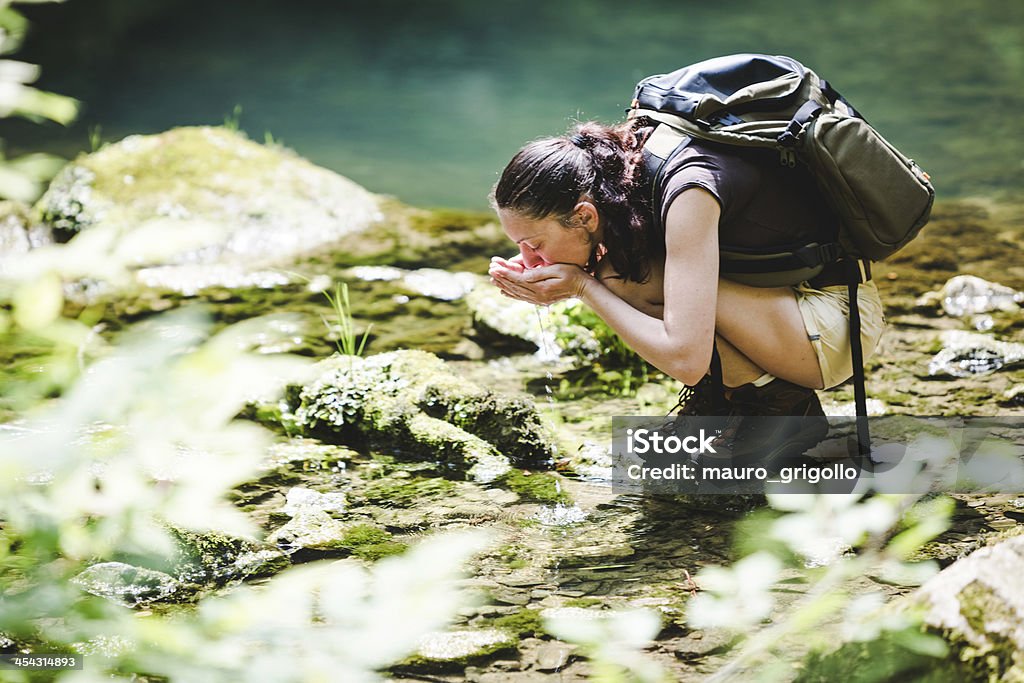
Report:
10,127,391,297
284,350,558,482
35,126,382,266
912,533,1024,679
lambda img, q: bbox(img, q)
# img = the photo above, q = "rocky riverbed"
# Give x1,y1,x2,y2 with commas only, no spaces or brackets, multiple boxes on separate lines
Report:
2,127,1023,680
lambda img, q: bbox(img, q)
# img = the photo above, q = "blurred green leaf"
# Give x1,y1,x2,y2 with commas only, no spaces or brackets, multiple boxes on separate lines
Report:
11,85,78,124
12,270,62,330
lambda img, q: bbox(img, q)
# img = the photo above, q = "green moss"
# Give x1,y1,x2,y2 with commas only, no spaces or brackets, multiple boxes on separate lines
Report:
564,597,604,609
360,476,457,508
496,469,571,505
797,625,955,683
338,524,408,561
489,608,545,638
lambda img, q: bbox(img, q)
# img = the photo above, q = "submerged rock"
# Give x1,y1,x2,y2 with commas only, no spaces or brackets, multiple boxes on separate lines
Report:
286,350,557,481
73,562,181,607
30,126,381,282
928,330,1024,378
937,275,1023,317
73,527,290,607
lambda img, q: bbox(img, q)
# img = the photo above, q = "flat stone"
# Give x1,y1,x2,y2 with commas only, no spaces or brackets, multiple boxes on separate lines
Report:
667,630,736,661
532,642,576,672
497,572,548,588
491,588,531,606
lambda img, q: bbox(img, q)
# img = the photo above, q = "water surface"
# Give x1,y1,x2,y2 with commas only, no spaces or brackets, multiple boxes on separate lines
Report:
5,0,1022,209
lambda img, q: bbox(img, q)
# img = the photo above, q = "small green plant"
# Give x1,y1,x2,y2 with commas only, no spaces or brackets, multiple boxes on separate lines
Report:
87,124,102,152
223,104,243,132
552,303,654,397
321,281,373,357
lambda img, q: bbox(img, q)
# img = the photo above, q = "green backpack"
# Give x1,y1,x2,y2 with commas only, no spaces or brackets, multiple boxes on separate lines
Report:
630,53,934,288
631,54,934,453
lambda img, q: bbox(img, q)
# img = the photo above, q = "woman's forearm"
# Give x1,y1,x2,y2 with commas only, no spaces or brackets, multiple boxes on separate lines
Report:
578,275,712,386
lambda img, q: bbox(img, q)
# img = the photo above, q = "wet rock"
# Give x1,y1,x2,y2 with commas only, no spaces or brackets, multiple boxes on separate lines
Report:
534,503,588,526
167,525,290,586
347,265,482,302
1000,385,1024,408
927,330,1024,378
0,200,52,269
72,562,181,607
937,275,1023,317
906,535,1024,679
29,126,381,290
267,512,407,561
532,641,576,672
539,606,604,623
666,629,736,661
409,629,518,665
286,350,558,482
267,509,351,551
259,438,355,475
496,572,548,588
281,486,346,517
465,286,600,361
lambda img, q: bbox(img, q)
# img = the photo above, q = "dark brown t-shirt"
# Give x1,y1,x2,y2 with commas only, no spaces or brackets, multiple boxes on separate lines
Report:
657,138,838,250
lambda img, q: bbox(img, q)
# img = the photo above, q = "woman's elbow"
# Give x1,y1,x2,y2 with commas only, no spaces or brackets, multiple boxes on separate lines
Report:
663,348,713,387
666,361,709,387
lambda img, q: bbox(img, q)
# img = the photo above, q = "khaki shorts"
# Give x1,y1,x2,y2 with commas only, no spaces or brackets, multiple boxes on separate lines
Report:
793,280,885,390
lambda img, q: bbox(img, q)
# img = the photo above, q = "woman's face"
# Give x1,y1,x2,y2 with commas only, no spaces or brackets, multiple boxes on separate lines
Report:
498,206,599,269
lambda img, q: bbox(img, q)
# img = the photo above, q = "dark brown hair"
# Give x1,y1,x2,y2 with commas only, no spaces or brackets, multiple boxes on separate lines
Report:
491,120,654,283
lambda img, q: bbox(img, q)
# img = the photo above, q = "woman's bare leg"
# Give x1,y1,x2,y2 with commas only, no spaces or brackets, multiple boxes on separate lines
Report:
714,279,825,390
714,334,765,388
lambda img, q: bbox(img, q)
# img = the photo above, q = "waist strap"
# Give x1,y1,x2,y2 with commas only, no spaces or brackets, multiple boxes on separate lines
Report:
808,259,871,288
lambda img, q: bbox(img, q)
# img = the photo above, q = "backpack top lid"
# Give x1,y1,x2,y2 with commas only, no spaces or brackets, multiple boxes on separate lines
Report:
633,54,812,122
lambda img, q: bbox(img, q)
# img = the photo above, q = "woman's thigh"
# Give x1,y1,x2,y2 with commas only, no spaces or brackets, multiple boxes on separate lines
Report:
714,278,825,389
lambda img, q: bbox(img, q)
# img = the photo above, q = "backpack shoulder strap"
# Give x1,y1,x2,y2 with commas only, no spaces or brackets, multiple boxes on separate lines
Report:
640,123,692,234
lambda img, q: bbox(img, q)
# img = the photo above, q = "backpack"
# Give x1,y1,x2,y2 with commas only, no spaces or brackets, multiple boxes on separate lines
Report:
630,53,934,454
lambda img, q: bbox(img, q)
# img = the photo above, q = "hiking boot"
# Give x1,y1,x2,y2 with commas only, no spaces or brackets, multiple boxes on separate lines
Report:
669,374,728,417
712,378,830,465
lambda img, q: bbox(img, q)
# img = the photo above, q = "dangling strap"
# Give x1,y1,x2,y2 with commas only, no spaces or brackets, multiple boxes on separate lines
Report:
845,259,871,458
709,341,728,416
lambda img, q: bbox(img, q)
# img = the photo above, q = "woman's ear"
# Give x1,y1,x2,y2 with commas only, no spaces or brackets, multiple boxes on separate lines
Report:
573,200,600,234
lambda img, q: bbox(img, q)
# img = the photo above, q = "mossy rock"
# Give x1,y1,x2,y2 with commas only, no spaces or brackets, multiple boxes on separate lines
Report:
800,535,1024,681
166,525,290,586
285,350,558,482
395,629,519,672
33,126,381,269
335,202,508,273
0,199,52,261
267,514,406,560
496,469,571,505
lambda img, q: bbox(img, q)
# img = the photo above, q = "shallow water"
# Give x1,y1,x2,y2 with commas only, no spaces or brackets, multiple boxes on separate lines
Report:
6,0,1024,209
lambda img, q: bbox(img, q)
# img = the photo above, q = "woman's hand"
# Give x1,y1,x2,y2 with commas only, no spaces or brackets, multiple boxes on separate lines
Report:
488,258,591,305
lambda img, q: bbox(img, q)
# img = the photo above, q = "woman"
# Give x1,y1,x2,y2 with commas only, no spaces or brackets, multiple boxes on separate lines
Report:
488,119,885,432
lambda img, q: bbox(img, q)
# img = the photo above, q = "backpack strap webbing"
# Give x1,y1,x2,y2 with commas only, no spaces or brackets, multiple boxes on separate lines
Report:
845,258,872,458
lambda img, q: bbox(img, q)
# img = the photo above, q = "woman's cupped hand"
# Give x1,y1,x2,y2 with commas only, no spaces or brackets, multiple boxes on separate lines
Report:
488,256,590,305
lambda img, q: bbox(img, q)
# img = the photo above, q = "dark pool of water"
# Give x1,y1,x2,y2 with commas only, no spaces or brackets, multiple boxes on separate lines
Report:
4,0,1022,210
